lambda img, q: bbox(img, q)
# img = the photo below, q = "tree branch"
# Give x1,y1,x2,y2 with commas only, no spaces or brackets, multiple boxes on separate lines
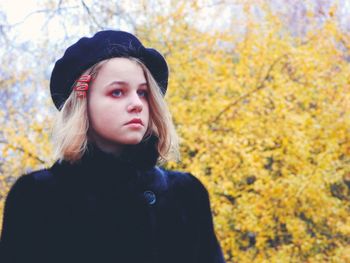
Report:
211,54,289,124
80,0,104,30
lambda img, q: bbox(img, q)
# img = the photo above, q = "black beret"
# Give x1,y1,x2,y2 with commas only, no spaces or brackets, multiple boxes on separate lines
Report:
50,30,168,110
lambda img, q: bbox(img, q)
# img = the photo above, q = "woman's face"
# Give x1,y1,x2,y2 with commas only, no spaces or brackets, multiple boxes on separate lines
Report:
87,57,150,155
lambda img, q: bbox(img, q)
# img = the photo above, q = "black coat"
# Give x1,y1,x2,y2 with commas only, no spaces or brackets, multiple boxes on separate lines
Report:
0,142,226,263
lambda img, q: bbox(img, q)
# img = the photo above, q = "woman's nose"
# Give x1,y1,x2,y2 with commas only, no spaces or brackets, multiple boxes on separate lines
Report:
127,93,143,113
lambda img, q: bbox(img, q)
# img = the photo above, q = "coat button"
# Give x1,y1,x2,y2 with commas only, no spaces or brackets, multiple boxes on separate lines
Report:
143,190,156,205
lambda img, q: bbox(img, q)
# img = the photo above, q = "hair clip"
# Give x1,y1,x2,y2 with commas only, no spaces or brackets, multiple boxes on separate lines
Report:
74,74,91,98
78,75,92,82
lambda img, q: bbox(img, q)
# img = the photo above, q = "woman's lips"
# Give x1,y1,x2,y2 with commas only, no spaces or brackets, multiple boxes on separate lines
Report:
125,118,144,126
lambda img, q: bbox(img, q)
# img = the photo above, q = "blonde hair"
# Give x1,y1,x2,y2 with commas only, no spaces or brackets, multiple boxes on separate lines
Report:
51,58,179,164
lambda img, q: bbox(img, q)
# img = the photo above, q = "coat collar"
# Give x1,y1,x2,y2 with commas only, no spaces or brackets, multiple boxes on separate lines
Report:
51,135,159,188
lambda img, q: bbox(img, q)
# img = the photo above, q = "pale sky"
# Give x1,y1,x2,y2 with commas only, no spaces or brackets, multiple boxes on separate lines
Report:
1,0,350,45
0,0,45,41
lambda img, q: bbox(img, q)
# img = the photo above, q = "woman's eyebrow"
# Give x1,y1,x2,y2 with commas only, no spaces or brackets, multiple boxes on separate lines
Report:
105,81,148,88
105,81,127,88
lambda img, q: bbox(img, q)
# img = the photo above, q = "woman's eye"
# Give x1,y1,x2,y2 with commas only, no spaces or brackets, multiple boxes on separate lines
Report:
138,90,148,97
111,89,123,97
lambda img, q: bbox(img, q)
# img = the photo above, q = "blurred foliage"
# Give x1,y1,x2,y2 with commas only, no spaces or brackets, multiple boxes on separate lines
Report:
1,0,350,262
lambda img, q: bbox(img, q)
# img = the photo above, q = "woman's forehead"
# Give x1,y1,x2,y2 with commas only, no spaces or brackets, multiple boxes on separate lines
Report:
97,57,147,83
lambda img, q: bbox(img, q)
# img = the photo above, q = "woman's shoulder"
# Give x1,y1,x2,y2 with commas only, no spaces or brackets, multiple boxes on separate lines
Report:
6,168,56,198
16,168,55,184
155,166,208,196
155,167,212,215
3,169,54,213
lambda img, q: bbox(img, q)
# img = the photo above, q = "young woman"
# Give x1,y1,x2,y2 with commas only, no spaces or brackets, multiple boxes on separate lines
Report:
0,30,226,263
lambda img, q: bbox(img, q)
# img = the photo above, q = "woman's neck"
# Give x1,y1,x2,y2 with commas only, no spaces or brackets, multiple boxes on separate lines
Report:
87,133,124,157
